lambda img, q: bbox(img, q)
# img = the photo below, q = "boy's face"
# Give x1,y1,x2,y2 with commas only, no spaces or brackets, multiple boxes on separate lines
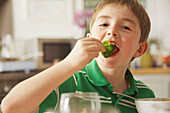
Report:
91,5,143,68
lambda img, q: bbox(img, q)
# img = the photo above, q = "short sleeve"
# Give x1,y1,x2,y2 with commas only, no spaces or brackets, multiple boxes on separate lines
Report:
38,90,57,113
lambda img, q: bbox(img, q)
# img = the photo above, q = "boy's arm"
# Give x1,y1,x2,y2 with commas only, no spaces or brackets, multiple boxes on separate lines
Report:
1,61,77,113
1,38,105,113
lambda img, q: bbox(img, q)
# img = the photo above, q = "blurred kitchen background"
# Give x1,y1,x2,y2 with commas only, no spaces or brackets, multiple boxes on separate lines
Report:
0,0,170,103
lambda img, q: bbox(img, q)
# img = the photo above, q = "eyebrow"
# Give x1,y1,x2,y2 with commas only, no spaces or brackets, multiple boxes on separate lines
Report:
97,15,136,26
96,15,111,20
122,18,136,26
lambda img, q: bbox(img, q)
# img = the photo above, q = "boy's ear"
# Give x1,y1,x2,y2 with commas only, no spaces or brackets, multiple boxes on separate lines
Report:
133,41,148,58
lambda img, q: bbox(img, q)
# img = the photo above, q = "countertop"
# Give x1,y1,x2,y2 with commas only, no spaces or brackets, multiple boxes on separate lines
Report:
130,67,170,75
1,68,169,77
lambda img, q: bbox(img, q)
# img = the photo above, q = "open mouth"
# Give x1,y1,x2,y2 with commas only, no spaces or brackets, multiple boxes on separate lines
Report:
113,44,120,54
100,40,120,58
110,41,120,56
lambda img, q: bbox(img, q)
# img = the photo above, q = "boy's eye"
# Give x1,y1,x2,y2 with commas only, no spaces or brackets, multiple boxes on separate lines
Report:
122,26,131,31
99,23,109,27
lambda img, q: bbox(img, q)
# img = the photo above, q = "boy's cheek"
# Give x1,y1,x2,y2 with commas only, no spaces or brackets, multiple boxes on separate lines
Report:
91,30,106,41
91,33,101,40
91,25,101,34
122,40,138,53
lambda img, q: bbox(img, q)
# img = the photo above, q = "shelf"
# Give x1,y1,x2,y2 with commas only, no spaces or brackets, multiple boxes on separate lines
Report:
130,67,170,75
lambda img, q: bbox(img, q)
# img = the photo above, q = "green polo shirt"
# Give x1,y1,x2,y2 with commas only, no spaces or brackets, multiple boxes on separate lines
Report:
38,59,155,113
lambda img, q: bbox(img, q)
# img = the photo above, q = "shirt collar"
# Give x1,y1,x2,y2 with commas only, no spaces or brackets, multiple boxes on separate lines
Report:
125,69,138,95
85,59,138,95
85,59,109,86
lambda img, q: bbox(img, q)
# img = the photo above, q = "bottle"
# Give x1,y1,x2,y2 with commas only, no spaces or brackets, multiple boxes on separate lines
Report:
1,34,15,59
141,50,153,68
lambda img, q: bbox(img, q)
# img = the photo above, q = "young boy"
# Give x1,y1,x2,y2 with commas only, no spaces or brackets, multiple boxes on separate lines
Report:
1,0,155,113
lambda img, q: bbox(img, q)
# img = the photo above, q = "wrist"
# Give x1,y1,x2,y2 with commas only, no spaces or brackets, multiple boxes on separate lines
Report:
59,59,80,73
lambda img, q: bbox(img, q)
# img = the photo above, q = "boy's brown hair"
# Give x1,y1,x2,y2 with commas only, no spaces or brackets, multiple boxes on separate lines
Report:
90,0,151,43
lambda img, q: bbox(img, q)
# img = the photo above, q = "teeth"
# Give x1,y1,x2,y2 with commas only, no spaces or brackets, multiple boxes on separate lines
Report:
112,43,118,47
110,42,116,45
115,44,119,48
109,41,119,48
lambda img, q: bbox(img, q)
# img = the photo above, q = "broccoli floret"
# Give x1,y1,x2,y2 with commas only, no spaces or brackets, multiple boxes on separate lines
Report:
100,41,115,58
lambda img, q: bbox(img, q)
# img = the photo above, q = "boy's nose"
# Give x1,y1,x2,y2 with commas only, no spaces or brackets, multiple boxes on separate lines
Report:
106,32,119,38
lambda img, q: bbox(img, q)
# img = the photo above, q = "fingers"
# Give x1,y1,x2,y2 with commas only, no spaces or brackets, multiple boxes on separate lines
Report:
98,43,106,52
84,44,101,52
85,35,105,52
85,42,105,53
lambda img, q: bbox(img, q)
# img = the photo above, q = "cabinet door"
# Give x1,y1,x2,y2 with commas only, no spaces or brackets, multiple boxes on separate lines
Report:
134,74,170,97
145,81,169,97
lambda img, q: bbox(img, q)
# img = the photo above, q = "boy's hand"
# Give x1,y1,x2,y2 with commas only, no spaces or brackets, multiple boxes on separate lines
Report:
64,36,105,71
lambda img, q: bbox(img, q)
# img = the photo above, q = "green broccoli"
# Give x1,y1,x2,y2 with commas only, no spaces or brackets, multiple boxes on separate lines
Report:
100,41,115,58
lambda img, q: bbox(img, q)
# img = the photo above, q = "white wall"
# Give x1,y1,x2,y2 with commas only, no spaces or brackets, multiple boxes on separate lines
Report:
11,0,77,39
146,0,170,51
11,0,170,47
156,0,170,50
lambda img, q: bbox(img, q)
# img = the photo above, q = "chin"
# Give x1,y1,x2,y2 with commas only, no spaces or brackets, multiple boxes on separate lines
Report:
96,56,117,69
